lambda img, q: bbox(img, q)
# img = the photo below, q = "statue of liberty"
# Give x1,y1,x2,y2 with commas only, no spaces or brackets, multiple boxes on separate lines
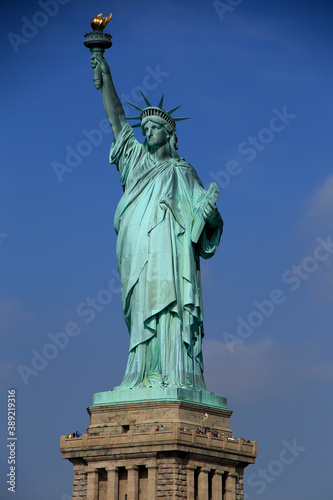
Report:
90,49,223,392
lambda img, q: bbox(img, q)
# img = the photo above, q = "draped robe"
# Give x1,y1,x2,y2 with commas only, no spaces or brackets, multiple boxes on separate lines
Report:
110,123,223,390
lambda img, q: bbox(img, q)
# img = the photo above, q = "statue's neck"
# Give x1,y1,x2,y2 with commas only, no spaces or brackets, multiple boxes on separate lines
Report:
148,143,172,163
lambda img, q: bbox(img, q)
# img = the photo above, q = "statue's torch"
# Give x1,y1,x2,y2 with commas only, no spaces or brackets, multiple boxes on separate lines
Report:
84,13,113,90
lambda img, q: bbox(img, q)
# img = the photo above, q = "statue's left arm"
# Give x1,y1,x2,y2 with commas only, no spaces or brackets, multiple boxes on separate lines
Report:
198,201,223,259
203,201,221,229
178,164,223,259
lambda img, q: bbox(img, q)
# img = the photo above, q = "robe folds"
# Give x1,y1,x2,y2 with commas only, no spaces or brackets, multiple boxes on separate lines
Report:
110,123,223,390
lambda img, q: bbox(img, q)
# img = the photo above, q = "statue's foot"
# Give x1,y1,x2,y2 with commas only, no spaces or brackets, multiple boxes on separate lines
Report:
146,372,164,388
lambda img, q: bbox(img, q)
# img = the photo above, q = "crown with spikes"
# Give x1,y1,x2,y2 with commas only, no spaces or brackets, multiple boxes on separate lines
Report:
125,92,190,132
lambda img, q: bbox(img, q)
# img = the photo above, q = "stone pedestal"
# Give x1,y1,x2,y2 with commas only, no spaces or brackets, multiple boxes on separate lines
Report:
61,396,256,499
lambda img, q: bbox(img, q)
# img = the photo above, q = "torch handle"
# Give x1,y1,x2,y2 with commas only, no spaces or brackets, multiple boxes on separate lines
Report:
90,47,105,90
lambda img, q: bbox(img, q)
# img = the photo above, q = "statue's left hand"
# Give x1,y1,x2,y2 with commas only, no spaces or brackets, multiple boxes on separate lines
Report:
203,201,220,227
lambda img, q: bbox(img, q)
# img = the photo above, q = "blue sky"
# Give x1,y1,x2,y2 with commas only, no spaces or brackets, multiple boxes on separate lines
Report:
1,0,333,498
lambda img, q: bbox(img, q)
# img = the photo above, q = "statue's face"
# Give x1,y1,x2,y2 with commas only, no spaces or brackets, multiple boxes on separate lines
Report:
143,120,169,148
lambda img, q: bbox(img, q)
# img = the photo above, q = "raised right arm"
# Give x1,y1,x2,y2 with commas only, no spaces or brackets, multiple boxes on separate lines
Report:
91,56,127,141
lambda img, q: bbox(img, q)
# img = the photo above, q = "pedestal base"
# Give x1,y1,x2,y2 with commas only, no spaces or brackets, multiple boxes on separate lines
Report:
92,387,228,409
61,397,256,499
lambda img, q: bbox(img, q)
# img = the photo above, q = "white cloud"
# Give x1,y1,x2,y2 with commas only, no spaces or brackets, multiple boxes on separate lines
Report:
298,363,333,381
0,298,36,339
203,336,282,403
303,174,333,233
295,174,333,303
203,335,333,404
226,14,300,52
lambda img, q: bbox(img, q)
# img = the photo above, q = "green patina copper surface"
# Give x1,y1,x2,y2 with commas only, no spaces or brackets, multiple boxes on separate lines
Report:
93,387,227,409
87,33,224,400
110,123,222,391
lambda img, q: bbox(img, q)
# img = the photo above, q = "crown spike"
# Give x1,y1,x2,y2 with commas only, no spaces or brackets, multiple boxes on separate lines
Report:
174,117,190,122
139,91,153,107
123,95,190,131
158,94,164,109
167,105,182,115
124,101,144,112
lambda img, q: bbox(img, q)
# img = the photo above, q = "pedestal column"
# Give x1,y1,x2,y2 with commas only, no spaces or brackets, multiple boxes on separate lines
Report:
212,470,224,500
86,469,99,500
224,473,236,500
198,468,210,500
186,465,196,500
126,465,139,500
106,467,119,500
147,464,158,498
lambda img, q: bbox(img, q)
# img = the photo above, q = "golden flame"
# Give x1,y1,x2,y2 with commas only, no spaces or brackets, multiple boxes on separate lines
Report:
90,13,113,31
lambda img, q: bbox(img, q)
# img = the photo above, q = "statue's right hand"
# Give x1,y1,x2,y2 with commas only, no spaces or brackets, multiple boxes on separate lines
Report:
91,55,111,77
91,56,98,70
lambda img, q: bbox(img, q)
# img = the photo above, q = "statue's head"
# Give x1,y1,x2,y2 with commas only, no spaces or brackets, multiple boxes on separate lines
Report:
141,107,176,133
125,94,189,158
141,112,178,156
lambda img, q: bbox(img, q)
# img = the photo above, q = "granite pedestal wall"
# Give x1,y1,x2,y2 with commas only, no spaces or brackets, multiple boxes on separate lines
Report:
61,395,256,499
